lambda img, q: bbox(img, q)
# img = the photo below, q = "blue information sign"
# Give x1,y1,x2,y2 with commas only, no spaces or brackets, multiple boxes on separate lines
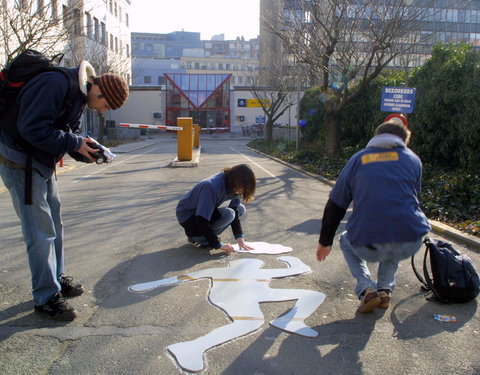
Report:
255,115,265,124
381,87,416,114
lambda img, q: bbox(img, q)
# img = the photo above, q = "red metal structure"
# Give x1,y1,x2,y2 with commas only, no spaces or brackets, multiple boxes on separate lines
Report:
164,73,231,132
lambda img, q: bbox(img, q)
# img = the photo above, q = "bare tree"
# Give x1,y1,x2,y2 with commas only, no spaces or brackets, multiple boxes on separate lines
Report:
250,84,296,142
262,0,433,155
64,34,130,142
0,0,76,65
249,40,298,142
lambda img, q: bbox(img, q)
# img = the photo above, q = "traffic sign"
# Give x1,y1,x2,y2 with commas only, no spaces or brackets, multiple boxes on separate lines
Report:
381,87,416,114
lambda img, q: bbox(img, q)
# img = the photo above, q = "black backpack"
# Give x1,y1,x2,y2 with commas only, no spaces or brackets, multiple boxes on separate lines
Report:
412,237,480,303
0,49,78,130
0,49,79,204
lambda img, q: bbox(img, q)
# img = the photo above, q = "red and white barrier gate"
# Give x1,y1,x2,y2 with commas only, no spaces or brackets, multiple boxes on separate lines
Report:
119,123,183,131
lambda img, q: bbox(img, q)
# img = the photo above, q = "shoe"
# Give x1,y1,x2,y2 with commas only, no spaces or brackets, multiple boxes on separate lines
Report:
59,274,84,297
187,238,212,250
378,289,391,309
357,288,381,313
34,293,77,321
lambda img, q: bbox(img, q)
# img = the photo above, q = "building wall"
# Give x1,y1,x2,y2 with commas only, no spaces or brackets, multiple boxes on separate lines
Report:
182,56,258,87
106,86,297,137
231,88,300,135
108,86,166,126
131,31,259,89
259,0,480,74
66,0,132,82
0,0,70,66
132,58,185,86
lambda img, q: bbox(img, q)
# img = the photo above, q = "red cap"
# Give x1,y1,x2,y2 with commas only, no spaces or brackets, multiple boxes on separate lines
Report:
383,113,408,128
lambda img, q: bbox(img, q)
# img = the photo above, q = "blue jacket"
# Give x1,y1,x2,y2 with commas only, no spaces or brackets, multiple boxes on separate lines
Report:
329,134,431,246
0,67,87,178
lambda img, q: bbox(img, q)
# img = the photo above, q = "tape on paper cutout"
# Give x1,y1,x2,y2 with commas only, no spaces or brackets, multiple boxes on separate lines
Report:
129,256,325,372
233,241,292,254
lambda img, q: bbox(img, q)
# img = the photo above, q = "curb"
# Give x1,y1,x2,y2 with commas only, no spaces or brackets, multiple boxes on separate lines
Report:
169,146,201,167
245,146,480,251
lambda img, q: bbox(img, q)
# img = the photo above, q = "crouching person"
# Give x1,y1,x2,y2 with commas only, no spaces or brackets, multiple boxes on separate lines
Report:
176,164,256,253
316,117,431,313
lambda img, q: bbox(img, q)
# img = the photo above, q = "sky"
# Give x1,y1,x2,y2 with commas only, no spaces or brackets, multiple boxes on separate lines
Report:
129,1,260,40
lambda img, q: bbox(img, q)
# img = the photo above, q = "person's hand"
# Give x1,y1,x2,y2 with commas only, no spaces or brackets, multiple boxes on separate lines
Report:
221,243,235,254
77,137,98,163
316,244,331,262
237,237,254,251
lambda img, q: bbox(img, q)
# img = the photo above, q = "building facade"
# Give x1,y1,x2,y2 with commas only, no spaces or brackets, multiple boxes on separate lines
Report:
260,0,480,75
0,0,132,139
131,31,259,87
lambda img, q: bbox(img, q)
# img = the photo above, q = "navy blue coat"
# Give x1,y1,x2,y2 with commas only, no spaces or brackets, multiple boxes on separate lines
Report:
0,67,88,177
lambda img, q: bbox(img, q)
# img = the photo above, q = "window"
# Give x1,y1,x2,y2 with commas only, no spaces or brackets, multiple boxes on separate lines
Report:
158,76,166,85
85,12,92,38
62,5,68,27
36,0,44,16
144,76,152,84
109,0,113,13
126,44,130,57
94,18,99,41
73,8,81,35
101,22,106,44
50,0,58,19
125,13,129,26
15,0,26,9
110,34,114,50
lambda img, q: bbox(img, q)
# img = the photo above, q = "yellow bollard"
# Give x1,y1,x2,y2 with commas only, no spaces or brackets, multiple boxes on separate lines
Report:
177,117,193,161
193,124,200,148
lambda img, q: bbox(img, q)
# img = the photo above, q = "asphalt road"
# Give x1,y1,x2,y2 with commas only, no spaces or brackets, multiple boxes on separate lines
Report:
0,133,479,375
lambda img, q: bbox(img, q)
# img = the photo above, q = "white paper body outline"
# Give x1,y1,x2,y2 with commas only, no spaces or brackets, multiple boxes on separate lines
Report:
232,241,292,254
129,256,325,372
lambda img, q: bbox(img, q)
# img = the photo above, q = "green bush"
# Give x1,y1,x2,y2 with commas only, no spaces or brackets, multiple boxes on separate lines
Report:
253,43,480,238
248,140,480,237
409,44,480,171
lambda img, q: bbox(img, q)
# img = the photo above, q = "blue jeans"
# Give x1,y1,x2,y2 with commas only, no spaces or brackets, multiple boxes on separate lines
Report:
339,231,423,298
0,164,63,305
190,204,246,246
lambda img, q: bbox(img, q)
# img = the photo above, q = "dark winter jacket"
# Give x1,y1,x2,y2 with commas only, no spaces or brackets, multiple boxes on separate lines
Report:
0,62,94,178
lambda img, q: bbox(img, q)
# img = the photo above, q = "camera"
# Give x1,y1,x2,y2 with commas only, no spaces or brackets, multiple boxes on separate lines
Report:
86,138,116,164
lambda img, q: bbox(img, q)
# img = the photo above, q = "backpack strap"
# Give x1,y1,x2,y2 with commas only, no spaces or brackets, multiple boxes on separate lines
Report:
422,237,447,302
411,237,429,288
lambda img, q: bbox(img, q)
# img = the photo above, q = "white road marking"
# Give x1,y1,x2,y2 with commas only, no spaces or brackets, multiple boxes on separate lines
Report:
72,146,167,183
230,147,279,180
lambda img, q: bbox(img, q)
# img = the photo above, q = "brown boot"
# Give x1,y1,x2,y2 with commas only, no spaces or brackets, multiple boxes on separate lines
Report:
357,288,381,313
378,290,391,309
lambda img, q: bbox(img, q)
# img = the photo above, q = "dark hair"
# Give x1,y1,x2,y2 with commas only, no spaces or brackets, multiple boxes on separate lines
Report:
223,164,256,203
375,122,411,144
